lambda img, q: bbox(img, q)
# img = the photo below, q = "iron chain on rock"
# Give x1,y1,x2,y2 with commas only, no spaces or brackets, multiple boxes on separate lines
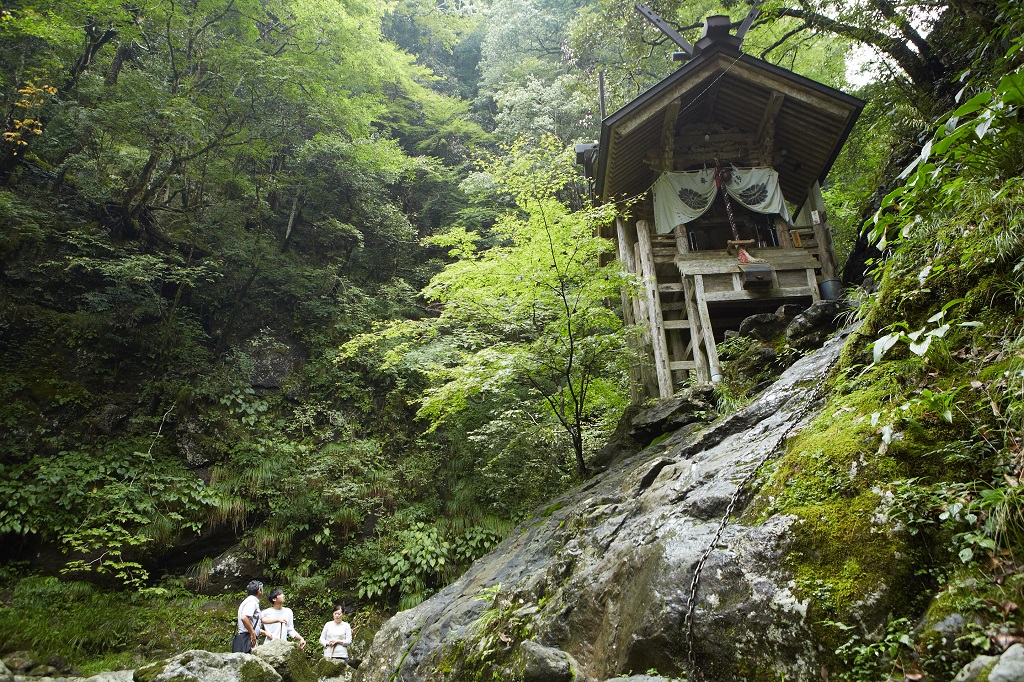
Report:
682,383,824,680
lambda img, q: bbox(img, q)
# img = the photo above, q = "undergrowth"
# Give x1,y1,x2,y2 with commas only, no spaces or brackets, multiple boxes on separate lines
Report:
751,30,1024,680
0,572,233,675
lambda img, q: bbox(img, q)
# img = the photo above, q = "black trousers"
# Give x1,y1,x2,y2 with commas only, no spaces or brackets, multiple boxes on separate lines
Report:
231,633,253,653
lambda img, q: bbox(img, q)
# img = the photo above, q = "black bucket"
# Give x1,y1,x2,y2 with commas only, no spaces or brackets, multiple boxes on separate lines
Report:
819,279,844,300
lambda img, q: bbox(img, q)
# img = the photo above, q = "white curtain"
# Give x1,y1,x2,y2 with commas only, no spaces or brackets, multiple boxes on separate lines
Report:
652,167,792,234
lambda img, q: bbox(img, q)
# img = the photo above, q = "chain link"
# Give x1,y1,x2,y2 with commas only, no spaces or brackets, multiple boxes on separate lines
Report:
683,383,823,679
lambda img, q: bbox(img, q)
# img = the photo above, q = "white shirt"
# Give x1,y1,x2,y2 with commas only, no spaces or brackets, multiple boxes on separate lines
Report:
261,606,299,642
319,620,352,659
236,595,262,635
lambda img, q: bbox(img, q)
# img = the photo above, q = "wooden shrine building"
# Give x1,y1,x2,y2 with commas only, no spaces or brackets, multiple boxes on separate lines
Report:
582,12,864,398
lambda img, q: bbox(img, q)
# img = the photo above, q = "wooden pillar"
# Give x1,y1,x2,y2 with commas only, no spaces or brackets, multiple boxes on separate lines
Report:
808,181,838,282
615,218,644,402
775,217,793,248
615,218,636,328
681,277,710,383
674,224,689,255
806,268,821,302
633,244,651,345
634,241,658,397
636,219,674,398
693,275,723,382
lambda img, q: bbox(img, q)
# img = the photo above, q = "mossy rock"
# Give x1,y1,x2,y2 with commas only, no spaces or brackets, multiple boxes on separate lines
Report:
252,640,315,682
313,657,351,680
131,650,281,682
133,659,165,682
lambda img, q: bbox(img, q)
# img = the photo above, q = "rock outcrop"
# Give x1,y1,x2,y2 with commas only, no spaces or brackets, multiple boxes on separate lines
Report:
251,641,315,682
133,650,280,682
955,643,1024,682
354,330,865,681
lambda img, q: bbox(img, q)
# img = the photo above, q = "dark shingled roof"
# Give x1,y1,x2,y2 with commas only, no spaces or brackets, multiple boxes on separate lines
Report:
594,40,864,212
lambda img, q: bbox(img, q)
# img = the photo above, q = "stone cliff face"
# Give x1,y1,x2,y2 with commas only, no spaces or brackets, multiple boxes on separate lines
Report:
355,331,868,682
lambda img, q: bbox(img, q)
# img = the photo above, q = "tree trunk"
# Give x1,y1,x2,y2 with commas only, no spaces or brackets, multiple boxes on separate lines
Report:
104,43,135,87
282,190,302,251
63,19,118,94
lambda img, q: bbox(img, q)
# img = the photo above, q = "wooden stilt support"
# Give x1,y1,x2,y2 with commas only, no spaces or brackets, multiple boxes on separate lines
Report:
693,275,723,382
681,277,710,383
636,220,674,398
808,181,837,283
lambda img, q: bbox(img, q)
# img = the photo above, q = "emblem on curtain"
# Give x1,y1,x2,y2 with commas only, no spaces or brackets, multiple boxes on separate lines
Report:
738,183,768,205
677,187,708,210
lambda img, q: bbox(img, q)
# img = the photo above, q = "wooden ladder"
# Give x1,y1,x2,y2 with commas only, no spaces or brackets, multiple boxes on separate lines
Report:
641,223,717,391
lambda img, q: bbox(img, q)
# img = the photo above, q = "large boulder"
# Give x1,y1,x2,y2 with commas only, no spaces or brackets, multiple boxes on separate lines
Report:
133,650,280,682
590,387,717,473
738,312,787,342
625,386,717,445
251,640,315,682
990,643,1024,682
313,659,352,681
785,300,847,350
953,654,999,682
354,330,879,682
3,652,36,675
245,333,303,390
198,546,263,593
516,641,578,682
737,303,806,344
954,644,1024,682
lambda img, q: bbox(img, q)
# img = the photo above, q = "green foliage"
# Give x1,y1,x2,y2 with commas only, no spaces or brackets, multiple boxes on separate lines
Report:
0,575,234,674
357,522,451,609
755,21,1024,681
0,0,499,623
343,136,630,493
356,520,504,609
869,68,1024,253
823,618,915,682
0,445,216,587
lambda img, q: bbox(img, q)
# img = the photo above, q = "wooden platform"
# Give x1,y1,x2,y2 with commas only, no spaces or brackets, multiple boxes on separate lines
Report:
674,248,818,275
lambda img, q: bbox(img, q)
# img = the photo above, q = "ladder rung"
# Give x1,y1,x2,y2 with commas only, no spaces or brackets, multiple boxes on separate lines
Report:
670,361,696,370
664,319,690,330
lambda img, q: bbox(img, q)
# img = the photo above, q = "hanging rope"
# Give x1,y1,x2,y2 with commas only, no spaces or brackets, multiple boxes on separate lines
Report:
713,164,740,242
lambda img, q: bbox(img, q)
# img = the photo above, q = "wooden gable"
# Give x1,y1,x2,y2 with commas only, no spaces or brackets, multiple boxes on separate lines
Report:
594,41,864,213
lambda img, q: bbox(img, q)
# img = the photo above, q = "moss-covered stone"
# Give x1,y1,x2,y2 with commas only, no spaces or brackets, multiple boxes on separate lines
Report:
133,659,165,682
428,593,534,682
313,657,349,680
240,659,283,682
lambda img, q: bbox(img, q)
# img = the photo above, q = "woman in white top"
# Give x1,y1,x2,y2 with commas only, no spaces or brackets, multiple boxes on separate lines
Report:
260,588,307,648
318,604,353,661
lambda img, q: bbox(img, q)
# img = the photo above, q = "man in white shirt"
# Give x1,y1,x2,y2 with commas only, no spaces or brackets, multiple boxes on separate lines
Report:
261,588,307,648
318,605,353,662
232,580,264,653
